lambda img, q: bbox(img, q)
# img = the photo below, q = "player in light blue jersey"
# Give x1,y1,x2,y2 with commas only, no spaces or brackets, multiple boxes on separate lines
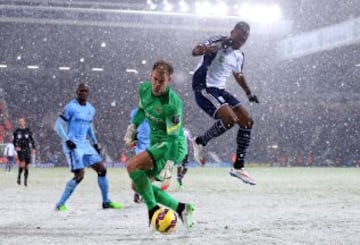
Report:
54,83,123,211
130,107,151,203
130,108,151,155
191,21,259,185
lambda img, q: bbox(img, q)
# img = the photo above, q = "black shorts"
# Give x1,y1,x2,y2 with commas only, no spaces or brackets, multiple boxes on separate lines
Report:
17,151,31,164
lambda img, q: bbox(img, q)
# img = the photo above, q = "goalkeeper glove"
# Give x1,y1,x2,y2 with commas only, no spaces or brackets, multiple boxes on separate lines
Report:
159,160,174,180
247,94,259,103
124,124,137,147
66,140,76,150
93,144,101,154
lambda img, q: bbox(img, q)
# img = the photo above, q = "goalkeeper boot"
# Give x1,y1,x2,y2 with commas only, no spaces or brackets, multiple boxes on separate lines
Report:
148,205,161,227
229,168,256,185
192,138,205,166
177,203,194,229
102,201,123,209
55,204,68,212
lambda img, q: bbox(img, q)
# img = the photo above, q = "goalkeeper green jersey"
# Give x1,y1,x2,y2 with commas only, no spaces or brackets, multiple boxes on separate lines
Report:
131,81,186,169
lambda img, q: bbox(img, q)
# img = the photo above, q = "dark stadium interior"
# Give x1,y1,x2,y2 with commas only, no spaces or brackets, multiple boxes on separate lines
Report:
0,0,359,166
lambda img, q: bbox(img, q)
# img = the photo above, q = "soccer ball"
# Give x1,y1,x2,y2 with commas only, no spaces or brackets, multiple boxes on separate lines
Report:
151,207,178,234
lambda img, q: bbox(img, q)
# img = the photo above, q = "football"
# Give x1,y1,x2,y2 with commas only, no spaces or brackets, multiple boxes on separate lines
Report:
151,207,178,234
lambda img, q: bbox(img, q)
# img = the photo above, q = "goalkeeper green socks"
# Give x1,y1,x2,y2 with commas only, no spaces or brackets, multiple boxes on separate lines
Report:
130,170,157,210
152,185,179,211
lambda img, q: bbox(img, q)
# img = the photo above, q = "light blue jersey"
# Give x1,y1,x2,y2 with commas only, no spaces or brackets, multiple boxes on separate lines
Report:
54,99,101,170
130,108,150,155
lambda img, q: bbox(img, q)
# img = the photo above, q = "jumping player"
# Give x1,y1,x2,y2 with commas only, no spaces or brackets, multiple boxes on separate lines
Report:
191,21,259,185
54,83,123,211
124,60,194,228
13,118,36,186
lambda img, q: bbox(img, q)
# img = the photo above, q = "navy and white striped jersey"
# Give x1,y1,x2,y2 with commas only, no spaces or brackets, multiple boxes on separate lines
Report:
192,35,245,91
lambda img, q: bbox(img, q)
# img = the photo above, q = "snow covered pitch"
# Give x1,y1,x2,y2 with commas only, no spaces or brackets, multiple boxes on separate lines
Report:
0,167,359,245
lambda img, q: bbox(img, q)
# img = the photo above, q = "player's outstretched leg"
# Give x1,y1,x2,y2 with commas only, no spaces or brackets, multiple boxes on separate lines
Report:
55,178,78,211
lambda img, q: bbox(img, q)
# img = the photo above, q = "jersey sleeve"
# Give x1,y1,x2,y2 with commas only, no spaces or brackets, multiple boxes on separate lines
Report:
164,96,183,136
130,108,138,123
131,107,146,127
131,83,147,127
61,102,74,121
54,117,69,141
54,102,73,141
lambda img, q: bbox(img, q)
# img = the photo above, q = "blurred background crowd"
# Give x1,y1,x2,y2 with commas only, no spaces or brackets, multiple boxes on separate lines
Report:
0,0,359,167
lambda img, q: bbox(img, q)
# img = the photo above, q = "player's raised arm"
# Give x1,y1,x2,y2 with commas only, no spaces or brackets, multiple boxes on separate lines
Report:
191,35,226,56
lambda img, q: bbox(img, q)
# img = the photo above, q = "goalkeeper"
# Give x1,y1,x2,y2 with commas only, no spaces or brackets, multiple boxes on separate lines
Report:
124,60,194,229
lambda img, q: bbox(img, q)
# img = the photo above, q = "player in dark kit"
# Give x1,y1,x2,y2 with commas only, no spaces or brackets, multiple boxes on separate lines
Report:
13,118,36,186
191,21,258,185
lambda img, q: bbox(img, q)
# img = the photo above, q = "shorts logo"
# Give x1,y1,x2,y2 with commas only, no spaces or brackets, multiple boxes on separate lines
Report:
218,96,225,103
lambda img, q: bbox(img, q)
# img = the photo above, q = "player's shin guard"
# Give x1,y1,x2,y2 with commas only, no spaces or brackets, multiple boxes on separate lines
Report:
153,185,179,211
234,127,251,169
198,119,232,146
98,176,110,204
57,179,78,206
129,170,157,210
